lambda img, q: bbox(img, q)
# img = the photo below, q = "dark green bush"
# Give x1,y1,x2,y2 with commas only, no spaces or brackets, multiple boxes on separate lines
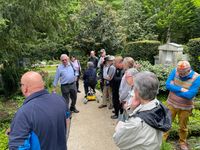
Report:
123,40,160,64
187,38,200,73
0,63,26,98
138,61,173,92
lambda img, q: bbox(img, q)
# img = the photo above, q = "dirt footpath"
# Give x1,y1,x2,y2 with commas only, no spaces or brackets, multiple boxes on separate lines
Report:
68,81,119,150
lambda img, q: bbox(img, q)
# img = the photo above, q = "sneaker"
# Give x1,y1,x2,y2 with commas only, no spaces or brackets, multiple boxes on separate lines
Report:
180,144,189,150
98,104,107,109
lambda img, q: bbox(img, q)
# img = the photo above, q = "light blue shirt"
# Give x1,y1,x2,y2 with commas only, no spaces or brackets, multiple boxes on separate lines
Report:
53,63,78,87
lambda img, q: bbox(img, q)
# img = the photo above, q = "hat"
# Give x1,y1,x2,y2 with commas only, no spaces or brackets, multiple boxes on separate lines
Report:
105,55,115,61
177,61,191,72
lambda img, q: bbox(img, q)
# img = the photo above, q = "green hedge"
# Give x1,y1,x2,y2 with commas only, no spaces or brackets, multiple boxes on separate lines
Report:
187,38,200,73
123,40,160,64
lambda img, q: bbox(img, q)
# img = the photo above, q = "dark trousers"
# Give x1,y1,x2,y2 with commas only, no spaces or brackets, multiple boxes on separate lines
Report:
61,82,77,110
76,76,80,90
100,79,104,92
84,83,96,96
112,89,120,116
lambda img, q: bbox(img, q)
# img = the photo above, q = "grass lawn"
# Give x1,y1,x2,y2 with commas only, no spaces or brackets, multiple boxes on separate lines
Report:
40,65,57,76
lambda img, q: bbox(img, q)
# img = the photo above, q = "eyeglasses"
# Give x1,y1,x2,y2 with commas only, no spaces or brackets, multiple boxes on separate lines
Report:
61,59,67,62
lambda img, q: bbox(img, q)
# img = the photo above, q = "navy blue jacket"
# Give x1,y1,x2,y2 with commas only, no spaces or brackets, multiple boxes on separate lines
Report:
83,67,97,85
9,89,68,150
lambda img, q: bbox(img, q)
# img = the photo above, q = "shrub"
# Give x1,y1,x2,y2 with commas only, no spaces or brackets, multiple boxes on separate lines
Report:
123,40,160,64
138,61,173,92
187,38,200,73
0,123,9,150
161,140,173,150
168,108,200,140
0,64,26,98
39,71,54,90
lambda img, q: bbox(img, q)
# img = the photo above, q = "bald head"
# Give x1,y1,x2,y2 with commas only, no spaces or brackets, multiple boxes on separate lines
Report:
21,71,44,97
90,51,95,57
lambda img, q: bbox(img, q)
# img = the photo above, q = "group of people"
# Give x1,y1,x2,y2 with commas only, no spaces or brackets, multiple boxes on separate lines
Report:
7,47,200,150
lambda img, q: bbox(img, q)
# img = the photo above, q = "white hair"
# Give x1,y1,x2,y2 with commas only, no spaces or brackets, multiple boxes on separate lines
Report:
60,54,68,60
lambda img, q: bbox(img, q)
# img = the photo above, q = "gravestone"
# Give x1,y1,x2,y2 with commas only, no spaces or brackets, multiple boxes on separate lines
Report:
157,43,183,67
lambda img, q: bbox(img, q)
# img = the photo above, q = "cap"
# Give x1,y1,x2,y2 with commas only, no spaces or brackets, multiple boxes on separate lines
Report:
177,61,191,72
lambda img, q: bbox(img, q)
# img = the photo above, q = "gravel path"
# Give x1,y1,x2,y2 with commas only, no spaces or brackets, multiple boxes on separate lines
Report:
68,81,118,150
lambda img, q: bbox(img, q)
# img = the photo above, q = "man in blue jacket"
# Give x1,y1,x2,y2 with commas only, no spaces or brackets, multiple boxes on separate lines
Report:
163,60,200,150
9,71,70,150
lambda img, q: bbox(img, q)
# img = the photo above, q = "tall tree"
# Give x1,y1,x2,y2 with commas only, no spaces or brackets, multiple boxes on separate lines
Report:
0,0,69,96
120,0,157,42
72,0,123,55
142,0,200,43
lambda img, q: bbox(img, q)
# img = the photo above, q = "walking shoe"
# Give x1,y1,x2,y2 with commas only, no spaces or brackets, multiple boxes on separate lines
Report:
77,90,81,93
70,108,79,113
180,144,189,150
111,115,118,119
71,109,79,113
98,104,107,109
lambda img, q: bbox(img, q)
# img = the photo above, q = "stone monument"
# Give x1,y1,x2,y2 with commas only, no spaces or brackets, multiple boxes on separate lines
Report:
157,43,183,67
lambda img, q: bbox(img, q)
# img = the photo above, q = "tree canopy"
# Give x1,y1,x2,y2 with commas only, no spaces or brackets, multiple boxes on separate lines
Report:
0,0,200,96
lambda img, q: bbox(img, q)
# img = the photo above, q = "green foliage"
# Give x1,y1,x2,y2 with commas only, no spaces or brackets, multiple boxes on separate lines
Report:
160,140,172,150
0,95,24,149
168,108,200,140
0,64,26,98
72,0,123,55
121,0,158,42
142,0,200,43
123,40,160,64
138,61,173,92
187,38,200,73
194,100,200,110
0,123,9,150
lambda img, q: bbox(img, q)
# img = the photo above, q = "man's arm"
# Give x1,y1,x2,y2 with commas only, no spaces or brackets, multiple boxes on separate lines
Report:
107,66,116,81
9,109,31,149
166,68,182,92
52,66,60,92
175,76,200,99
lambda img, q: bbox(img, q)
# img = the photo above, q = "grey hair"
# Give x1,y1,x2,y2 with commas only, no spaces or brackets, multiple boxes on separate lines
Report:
60,54,68,60
126,68,138,77
134,71,159,101
87,61,94,67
